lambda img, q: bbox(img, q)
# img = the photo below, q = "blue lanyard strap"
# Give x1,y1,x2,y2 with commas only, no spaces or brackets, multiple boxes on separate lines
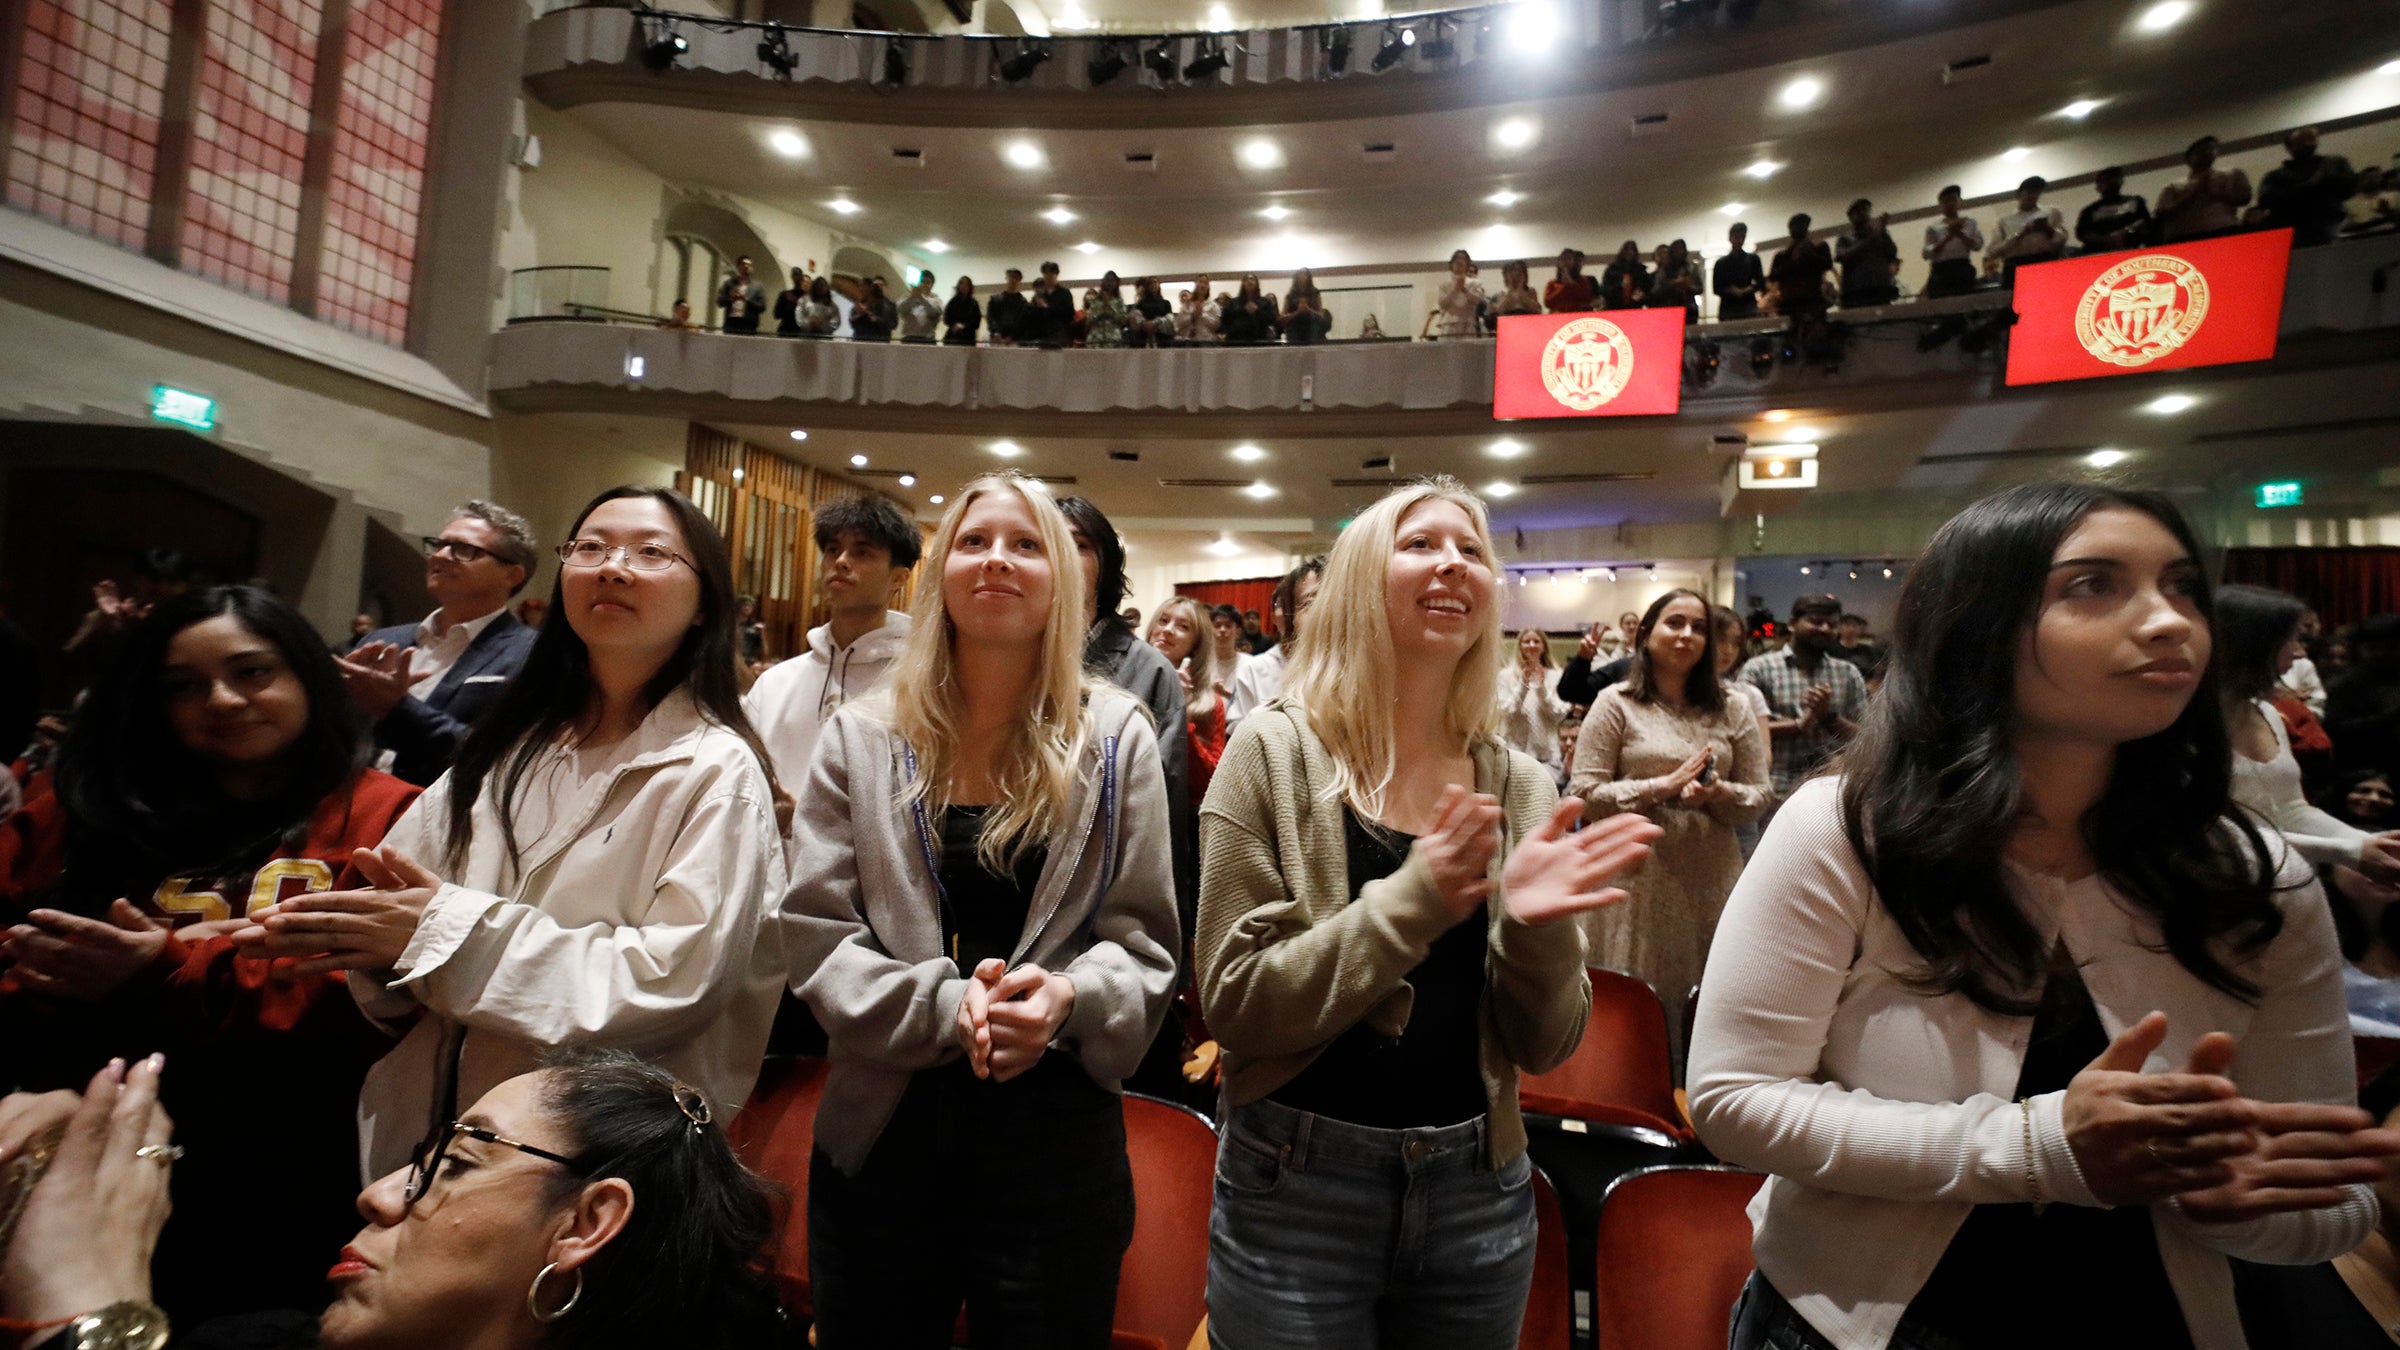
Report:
898,744,958,962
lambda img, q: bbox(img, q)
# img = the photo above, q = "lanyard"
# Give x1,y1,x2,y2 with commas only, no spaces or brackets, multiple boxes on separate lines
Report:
897,744,960,963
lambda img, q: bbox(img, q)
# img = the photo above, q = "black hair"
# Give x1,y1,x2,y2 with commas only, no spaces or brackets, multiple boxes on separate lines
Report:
1847,197,1872,214
1272,556,1327,633
1005,267,1022,279
1938,183,1962,199
442,487,779,876
52,585,367,916
2213,584,2305,703
1039,261,1060,275
1838,481,2283,1015
1620,589,1724,713
1053,496,1128,618
2332,768,2399,829
536,1049,781,1350
1791,594,1842,620
1727,221,1748,235
1209,603,1242,627
2098,164,2125,180
2187,135,2219,158
811,494,923,570
2019,175,2046,193
1788,213,1811,235
953,275,974,293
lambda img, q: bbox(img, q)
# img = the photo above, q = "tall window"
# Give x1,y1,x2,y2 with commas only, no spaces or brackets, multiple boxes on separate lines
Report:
5,0,176,251
179,0,324,303
318,0,444,344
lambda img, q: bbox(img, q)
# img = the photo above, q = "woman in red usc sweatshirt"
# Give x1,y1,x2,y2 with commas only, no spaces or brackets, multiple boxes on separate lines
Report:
0,585,417,1323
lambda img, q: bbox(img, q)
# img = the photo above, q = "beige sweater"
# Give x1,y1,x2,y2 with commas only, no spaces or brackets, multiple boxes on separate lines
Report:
1194,705,1590,1166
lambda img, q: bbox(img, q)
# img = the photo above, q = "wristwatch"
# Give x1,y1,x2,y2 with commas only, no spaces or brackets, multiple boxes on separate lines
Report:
36,1303,170,1350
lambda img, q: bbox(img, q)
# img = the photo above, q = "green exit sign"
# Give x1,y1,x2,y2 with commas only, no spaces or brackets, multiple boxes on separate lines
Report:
2255,482,2303,509
150,385,217,431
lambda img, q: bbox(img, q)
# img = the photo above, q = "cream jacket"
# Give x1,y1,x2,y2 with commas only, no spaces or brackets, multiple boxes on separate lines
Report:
348,691,787,1179
1690,776,2370,1350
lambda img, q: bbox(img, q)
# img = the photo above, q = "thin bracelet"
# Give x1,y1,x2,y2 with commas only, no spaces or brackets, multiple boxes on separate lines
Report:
2018,1097,2048,1214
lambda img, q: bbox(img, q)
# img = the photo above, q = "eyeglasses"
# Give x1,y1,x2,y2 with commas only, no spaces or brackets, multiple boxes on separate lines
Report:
401,1121,588,1214
422,536,497,563
556,540,694,572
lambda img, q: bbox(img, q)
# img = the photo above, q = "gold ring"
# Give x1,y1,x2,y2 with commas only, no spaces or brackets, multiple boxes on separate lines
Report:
134,1144,184,1164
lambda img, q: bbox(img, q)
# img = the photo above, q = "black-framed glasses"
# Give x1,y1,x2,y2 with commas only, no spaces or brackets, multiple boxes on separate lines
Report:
555,539,694,572
401,1121,587,1212
422,536,495,563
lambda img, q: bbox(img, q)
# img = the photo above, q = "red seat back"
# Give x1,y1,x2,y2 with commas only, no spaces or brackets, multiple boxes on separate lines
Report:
1590,1166,1763,1350
1519,969,1683,1137
726,1056,830,1316
1518,1167,1572,1350
1114,1094,1216,1350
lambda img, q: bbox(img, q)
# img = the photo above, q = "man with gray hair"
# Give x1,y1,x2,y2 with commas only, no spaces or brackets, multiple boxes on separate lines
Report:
339,499,541,784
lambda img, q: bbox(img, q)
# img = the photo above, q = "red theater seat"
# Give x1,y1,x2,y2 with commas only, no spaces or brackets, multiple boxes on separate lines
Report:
725,1056,830,1317
1114,1093,1217,1350
1590,1165,1765,1350
1519,1166,1572,1350
1519,969,1689,1140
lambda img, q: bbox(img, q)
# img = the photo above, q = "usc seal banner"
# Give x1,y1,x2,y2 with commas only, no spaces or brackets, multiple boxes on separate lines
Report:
1494,309,1684,418
2004,228,2290,387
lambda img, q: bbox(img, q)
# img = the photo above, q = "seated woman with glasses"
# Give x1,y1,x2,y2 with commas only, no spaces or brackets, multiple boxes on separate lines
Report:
232,486,790,1182
0,585,418,1324
0,1049,780,1350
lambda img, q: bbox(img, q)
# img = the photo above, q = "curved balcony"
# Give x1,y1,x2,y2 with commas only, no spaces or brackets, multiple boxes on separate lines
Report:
522,0,2072,129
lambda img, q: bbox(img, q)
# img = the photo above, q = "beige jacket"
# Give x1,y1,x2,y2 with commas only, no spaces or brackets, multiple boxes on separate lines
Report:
1195,705,1590,1166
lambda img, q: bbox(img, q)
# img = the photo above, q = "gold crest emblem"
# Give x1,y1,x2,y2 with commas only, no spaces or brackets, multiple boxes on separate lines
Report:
1539,318,1637,411
2074,254,2210,367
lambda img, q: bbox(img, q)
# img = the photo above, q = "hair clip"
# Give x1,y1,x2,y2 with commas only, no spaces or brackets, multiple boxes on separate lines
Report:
672,1084,714,1132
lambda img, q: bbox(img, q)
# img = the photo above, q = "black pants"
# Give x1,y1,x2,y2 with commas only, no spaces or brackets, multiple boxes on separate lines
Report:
808,1057,1135,1350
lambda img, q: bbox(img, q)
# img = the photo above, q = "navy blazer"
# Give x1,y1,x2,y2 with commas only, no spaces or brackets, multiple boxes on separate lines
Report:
362,609,539,786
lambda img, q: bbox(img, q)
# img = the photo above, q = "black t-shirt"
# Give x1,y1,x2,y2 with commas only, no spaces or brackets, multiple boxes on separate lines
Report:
942,294,982,343
1901,948,2193,1348
936,804,1046,973
1270,807,1489,1129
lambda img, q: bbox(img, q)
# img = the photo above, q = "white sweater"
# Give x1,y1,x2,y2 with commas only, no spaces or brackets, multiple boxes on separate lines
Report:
1689,777,2369,1350
2230,697,2368,868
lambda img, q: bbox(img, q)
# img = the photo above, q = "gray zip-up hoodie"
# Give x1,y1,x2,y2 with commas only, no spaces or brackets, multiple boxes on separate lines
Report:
781,685,1182,1173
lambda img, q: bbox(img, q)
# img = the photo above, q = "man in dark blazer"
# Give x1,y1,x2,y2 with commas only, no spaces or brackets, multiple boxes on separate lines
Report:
338,500,541,785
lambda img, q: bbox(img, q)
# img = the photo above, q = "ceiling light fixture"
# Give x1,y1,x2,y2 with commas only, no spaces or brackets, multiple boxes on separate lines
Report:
850,453,869,467
898,473,916,487
1000,41,1053,83
827,198,860,215
922,239,951,253
2001,146,2032,162
1243,481,1278,499
1485,480,1518,498
1777,76,1824,110
1493,118,1537,150
1240,138,1283,169
929,494,945,504
989,441,1024,458
2145,393,2196,414
1073,240,1101,254
1718,202,1747,216
1742,159,1783,179
1502,1,1558,54
1486,189,1522,207
1207,533,1242,557
1486,438,1526,458
1004,141,1044,169
2087,448,2129,467
882,38,908,85
1260,204,1292,220
2058,98,2103,119
788,429,809,441
1371,26,1413,72
1041,205,1077,224
767,129,808,158
1231,444,1267,462
1760,409,1791,422
2136,1,2194,33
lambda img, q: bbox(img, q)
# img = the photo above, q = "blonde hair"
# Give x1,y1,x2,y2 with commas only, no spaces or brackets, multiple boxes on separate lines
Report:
1146,596,1217,717
1283,476,1507,820
883,473,1097,873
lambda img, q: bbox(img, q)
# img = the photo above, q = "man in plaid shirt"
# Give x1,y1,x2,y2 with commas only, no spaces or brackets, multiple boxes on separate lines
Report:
1740,593,1867,799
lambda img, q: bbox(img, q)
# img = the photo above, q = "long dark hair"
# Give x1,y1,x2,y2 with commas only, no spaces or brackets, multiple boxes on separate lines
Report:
1839,482,2282,1014
53,586,367,915
2213,584,2304,703
537,1049,780,1350
442,487,777,876
1619,588,1724,713
1054,495,1128,619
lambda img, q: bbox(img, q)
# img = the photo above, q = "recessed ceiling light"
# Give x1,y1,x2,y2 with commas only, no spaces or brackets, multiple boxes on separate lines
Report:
1486,438,1526,458
898,473,916,487
850,453,869,467
2001,146,2032,162
1487,190,1523,207
1239,138,1283,169
827,198,861,215
1230,444,1267,462
1493,118,1538,150
1781,427,1817,443
1485,480,1518,498
923,239,951,253
1074,240,1101,254
2058,99,2103,119
929,494,945,504
1242,481,1278,499
1760,409,1791,422
2136,1,2193,33
1777,76,1824,110
1004,141,1044,169
1502,2,1559,54
768,129,809,158
1259,205,1292,220
1719,202,1747,216
1742,159,1783,179
2144,393,2196,415
989,441,1024,458
788,429,809,441
1041,205,1077,224
2087,448,2129,467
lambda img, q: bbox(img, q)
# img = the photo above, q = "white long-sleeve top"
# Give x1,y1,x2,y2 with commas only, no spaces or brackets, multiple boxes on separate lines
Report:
1225,645,1285,727
1494,665,1570,770
2231,697,2368,868
1689,776,2370,1350
347,690,787,1179
2282,656,2327,716
1432,275,1485,338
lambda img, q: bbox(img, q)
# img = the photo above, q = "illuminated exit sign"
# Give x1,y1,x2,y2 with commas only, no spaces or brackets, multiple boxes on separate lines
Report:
2255,482,2303,509
150,385,217,431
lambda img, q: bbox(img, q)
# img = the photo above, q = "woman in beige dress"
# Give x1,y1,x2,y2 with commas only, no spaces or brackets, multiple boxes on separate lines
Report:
1570,589,1769,1008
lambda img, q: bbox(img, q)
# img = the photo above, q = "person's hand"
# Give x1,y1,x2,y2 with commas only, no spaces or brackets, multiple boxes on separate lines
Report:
1174,664,1194,693
2359,832,2400,885
2062,1014,2262,1207
1409,785,1503,920
984,963,1075,1083
2177,1099,2400,1223
1677,774,1731,810
1500,802,1660,928
230,845,441,977
1578,627,1601,661
0,1090,78,1167
2,902,172,1001
1654,746,1713,804
1,1056,173,1323
1798,684,1831,727
335,641,413,719
956,958,1002,1077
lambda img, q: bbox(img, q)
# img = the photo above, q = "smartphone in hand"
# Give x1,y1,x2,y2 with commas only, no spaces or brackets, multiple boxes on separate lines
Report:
1697,748,1718,787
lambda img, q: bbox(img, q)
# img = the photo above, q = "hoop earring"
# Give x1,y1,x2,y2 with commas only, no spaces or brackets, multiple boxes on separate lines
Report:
527,1262,583,1323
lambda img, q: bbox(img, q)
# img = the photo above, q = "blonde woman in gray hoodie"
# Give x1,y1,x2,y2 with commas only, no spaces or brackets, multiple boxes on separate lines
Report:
781,472,1180,1350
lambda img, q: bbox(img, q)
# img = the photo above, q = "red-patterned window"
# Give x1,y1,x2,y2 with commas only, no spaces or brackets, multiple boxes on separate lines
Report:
179,0,323,304
5,0,175,251
318,0,442,345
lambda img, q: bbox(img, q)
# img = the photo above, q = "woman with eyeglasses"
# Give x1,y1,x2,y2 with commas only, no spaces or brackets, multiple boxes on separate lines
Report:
0,1049,779,1350
782,474,1179,1349
232,486,789,1182
0,586,417,1323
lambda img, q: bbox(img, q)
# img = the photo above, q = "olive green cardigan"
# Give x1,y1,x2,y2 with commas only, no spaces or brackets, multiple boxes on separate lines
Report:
1194,705,1591,1166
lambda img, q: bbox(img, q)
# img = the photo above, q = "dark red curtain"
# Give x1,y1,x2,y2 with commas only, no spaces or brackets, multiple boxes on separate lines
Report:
1176,577,1285,637
2221,548,2400,629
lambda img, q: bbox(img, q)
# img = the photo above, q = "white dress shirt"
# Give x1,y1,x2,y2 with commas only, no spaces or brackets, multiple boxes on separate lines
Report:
406,607,505,699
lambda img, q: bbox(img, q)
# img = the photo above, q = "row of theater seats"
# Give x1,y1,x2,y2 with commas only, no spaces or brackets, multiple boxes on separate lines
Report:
728,968,1755,1350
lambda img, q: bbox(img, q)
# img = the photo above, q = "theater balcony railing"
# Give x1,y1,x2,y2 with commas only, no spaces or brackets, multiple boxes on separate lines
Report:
523,0,2073,127
486,236,2400,431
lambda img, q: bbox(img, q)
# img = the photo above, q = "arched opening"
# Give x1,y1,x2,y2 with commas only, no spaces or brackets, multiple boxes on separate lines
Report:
660,199,782,325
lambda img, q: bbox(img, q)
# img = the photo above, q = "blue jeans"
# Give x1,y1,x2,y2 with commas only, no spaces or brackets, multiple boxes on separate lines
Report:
1207,1098,1537,1350
1727,1274,1976,1350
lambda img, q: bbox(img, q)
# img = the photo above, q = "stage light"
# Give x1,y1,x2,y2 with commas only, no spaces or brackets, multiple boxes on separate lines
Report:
1144,41,1178,80
1088,41,1129,85
642,28,688,71
758,28,798,76
1371,26,1412,72
882,39,908,85
1000,42,1052,82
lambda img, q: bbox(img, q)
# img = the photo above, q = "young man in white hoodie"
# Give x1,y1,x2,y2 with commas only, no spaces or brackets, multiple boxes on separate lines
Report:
745,493,922,786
